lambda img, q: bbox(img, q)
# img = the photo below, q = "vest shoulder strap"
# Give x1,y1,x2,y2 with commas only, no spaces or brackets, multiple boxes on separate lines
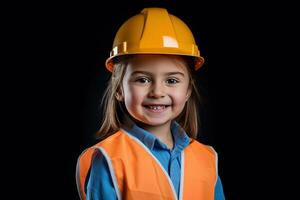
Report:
76,131,123,200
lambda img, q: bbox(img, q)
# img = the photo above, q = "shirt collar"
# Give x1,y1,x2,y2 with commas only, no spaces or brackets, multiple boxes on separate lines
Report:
122,118,190,152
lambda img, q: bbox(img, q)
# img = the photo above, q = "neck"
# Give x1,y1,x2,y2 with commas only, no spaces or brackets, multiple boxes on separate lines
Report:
138,121,174,150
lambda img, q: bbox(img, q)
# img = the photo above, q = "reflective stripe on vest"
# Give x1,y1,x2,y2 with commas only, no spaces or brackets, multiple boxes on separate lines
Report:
76,129,217,200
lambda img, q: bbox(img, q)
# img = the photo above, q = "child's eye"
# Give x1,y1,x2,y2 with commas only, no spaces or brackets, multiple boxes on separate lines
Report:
166,78,179,84
135,77,151,84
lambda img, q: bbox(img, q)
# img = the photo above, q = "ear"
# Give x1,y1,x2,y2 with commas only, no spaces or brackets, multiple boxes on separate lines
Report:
186,87,192,101
115,87,124,101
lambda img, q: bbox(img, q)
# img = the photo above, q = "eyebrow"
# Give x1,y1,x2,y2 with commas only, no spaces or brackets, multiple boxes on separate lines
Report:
130,71,185,77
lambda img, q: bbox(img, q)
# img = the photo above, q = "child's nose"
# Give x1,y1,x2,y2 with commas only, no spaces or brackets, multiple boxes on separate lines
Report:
148,83,165,98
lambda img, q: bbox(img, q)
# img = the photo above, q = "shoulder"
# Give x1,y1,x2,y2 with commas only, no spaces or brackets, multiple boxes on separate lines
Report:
78,131,123,161
90,130,133,149
82,130,124,153
188,138,218,158
79,130,133,162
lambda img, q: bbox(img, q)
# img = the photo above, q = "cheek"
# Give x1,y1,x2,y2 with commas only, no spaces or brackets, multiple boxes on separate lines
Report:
172,85,189,102
124,86,144,106
171,91,188,107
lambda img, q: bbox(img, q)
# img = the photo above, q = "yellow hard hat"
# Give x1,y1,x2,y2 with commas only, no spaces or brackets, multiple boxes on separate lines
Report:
105,8,205,72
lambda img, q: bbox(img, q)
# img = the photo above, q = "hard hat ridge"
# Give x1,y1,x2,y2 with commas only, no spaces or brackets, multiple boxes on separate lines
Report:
105,7,204,72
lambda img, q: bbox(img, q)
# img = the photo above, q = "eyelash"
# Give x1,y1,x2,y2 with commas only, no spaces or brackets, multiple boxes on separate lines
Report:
166,78,179,84
134,77,180,84
135,77,151,83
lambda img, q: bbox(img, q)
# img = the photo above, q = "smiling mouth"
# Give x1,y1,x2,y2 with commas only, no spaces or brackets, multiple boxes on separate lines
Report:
143,105,171,112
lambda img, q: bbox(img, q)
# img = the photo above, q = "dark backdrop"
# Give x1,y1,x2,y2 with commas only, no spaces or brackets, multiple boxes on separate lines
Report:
5,0,282,199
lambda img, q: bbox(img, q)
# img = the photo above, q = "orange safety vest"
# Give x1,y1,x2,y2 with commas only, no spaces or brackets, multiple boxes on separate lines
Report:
76,129,218,200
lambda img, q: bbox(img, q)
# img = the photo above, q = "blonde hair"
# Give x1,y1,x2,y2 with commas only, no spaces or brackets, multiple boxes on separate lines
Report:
97,55,202,140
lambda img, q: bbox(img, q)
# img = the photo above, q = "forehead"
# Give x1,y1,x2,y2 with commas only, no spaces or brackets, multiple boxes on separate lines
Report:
126,55,189,74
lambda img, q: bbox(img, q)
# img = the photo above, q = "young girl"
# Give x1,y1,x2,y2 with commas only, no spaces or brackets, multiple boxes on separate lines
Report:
76,8,225,200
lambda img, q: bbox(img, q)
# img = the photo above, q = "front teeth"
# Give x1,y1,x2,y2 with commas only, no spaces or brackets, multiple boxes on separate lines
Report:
148,106,165,110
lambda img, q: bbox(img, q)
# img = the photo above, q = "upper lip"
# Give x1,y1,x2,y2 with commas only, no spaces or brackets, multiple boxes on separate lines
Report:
142,103,170,106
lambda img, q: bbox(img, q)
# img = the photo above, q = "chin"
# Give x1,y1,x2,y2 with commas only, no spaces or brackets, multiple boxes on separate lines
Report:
144,119,171,126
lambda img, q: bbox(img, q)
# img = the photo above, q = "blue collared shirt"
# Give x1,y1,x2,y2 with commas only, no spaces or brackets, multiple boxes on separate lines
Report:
86,121,225,199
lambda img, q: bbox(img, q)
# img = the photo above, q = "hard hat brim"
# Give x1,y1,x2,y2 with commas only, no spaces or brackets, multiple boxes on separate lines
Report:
105,53,204,72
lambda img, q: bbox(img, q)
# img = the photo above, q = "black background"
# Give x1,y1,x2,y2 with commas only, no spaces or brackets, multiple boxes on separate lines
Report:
4,0,291,199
